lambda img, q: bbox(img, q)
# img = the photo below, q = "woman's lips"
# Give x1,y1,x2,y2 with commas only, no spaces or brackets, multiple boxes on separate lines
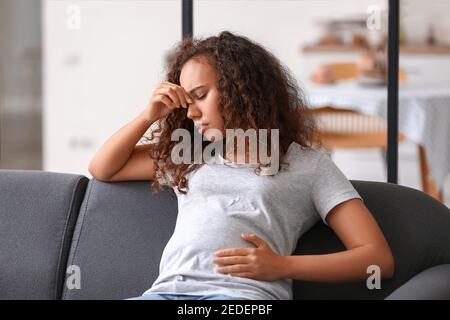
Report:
195,123,209,133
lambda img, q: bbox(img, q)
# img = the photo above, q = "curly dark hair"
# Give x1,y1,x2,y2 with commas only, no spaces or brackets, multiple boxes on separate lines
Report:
143,31,318,195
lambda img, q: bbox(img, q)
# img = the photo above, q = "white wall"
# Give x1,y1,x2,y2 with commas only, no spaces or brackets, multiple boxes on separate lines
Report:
43,0,180,175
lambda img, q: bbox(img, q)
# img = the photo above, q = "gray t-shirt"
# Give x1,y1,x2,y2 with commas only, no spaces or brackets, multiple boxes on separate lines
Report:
142,142,363,299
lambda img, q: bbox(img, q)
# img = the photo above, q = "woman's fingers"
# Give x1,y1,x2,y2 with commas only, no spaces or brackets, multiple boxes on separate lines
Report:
212,256,250,266
184,89,194,105
216,264,251,274
159,86,182,108
155,94,173,110
174,86,189,109
158,82,192,109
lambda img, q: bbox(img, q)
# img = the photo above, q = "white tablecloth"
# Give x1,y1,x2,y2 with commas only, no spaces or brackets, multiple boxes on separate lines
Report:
305,82,450,192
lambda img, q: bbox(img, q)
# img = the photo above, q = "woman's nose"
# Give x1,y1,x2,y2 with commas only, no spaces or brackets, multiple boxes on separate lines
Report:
186,103,201,120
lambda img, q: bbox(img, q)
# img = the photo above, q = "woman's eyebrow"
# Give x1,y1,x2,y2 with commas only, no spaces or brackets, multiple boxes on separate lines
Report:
188,85,206,94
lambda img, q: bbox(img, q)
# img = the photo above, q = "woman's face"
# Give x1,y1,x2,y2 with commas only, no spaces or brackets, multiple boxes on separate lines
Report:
180,56,225,142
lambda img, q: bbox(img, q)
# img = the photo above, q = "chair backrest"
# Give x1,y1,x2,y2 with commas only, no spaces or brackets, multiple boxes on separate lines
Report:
309,106,406,149
311,106,387,133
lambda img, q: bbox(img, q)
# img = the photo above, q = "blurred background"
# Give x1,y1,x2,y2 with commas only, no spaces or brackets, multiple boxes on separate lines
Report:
1,0,449,207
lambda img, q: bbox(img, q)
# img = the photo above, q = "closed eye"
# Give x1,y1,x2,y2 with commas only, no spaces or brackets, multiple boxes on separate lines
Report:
197,93,207,100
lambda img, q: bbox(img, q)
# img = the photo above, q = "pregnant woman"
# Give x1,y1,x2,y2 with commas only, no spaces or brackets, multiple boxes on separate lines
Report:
88,31,395,300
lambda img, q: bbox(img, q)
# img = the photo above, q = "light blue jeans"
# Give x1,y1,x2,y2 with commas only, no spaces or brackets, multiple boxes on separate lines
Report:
125,293,246,300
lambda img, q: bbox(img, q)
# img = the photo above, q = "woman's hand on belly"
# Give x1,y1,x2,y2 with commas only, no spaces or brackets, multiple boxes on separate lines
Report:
212,233,284,281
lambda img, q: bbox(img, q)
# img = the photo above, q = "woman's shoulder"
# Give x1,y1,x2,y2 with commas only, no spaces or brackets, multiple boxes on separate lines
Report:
285,141,327,168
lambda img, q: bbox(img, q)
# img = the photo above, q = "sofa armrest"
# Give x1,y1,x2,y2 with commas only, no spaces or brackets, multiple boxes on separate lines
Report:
385,264,450,300
0,169,89,299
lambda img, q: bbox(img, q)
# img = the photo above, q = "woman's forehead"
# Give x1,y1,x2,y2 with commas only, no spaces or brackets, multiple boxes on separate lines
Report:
180,57,216,89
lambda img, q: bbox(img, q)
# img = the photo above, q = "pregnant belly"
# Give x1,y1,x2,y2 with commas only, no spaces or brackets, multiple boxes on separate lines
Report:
158,220,258,275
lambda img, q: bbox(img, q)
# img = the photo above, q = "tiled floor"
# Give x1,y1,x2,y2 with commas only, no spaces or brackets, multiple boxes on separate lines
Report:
331,139,450,209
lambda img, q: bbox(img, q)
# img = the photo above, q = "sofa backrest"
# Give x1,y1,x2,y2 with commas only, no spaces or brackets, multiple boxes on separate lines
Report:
0,170,88,299
62,179,178,300
1,169,450,300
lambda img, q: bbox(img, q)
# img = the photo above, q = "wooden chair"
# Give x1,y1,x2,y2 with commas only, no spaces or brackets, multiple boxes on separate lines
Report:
310,106,405,168
418,145,443,201
309,63,442,201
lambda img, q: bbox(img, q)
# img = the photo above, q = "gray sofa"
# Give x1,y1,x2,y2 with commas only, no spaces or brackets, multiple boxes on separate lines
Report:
1,169,450,300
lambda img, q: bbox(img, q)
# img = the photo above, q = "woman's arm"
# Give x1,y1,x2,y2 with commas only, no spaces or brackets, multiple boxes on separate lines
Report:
280,198,395,282
88,81,193,181
88,110,156,181
214,199,395,282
